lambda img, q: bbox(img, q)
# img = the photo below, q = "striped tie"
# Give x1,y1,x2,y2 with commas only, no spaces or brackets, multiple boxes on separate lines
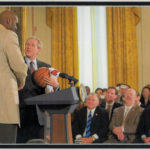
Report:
85,111,92,137
30,61,35,74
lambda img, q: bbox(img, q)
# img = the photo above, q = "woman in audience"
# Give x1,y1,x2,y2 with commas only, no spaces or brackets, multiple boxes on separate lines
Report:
95,88,103,104
140,86,150,108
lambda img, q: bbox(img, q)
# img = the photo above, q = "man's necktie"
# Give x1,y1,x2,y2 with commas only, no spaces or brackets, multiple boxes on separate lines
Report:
30,61,35,74
107,104,112,119
122,107,130,126
85,111,92,137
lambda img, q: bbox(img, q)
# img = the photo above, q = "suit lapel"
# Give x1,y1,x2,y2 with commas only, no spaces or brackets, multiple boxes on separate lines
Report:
91,107,99,126
37,59,41,68
119,107,125,125
125,106,136,122
82,108,87,129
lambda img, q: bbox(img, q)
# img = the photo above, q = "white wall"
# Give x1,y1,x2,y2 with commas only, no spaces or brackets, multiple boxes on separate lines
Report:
137,7,150,93
26,7,52,65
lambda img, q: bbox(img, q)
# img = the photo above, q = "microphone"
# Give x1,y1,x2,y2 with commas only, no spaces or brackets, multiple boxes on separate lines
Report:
49,68,78,85
59,73,78,84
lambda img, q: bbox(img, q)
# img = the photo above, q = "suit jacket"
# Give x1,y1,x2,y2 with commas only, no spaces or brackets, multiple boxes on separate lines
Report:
109,105,144,142
72,106,109,143
19,58,51,126
0,24,27,125
19,58,51,105
137,107,150,138
100,101,122,122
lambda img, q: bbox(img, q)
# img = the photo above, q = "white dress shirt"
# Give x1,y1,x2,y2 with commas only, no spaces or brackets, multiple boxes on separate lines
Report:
25,57,38,71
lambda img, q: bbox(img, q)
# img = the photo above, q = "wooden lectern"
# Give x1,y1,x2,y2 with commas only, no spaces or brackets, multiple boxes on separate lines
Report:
25,87,81,144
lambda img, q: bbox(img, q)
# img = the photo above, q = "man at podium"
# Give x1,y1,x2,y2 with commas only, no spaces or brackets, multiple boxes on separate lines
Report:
17,37,59,143
72,93,109,143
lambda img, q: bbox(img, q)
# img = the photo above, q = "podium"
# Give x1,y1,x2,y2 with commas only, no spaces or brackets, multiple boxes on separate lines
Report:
25,87,81,143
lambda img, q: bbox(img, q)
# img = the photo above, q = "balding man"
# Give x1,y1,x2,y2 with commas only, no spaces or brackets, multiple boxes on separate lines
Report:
105,88,144,143
0,10,27,143
72,93,109,143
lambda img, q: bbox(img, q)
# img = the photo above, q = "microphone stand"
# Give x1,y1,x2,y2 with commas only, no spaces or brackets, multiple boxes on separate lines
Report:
68,79,74,87
68,78,78,87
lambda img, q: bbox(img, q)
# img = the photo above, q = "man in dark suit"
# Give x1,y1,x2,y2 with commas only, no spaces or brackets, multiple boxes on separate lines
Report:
136,107,150,143
100,87,122,122
17,37,59,143
72,93,109,143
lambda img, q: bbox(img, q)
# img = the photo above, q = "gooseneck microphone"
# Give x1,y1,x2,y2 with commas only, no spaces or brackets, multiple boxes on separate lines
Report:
59,73,78,84
49,68,78,85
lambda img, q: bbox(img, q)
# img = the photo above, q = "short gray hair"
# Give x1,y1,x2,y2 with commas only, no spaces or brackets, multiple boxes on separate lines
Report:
86,93,99,101
26,36,42,49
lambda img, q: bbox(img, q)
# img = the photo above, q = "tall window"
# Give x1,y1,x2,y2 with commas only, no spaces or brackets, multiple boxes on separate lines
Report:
77,6,108,92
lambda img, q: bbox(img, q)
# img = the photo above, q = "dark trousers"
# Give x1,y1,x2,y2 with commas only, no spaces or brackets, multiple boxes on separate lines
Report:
17,106,44,143
0,124,17,143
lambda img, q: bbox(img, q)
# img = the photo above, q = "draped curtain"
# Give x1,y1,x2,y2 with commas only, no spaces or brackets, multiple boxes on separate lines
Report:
46,7,79,90
46,7,78,143
107,7,140,90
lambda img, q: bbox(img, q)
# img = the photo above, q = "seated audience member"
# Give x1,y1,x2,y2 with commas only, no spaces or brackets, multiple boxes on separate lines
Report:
105,88,144,143
115,83,122,96
140,86,150,108
115,83,122,103
136,107,150,144
85,86,91,95
100,87,122,122
95,88,103,104
102,88,107,98
116,84,130,105
134,91,141,107
72,93,109,143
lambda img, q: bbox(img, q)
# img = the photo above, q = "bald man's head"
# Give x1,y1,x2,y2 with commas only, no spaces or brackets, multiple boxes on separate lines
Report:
0,10,18,32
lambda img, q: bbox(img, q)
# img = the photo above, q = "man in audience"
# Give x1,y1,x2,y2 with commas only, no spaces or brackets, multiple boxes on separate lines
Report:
115,83,122,103
72,93,109,143
136,107,150,144
105,88,144,143
116,84,130,105
102,88,107,99
116,83,122,96
100,87,122,122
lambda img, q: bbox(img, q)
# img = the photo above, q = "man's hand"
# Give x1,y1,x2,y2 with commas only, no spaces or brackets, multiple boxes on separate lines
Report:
43,76,59,88
113,126,125,141
113,126,122,135
78,137,95,144
117,132,125,141
143,137,150,144
18,85,24,91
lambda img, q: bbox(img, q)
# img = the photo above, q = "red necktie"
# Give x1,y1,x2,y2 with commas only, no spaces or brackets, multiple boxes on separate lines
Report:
30,61,35,74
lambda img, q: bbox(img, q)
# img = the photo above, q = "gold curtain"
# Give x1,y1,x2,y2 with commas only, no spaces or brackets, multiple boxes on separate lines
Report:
107,7,140,90
46,7,79,89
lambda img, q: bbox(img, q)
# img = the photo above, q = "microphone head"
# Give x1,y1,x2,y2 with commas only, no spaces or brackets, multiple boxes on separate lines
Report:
59,73,68,78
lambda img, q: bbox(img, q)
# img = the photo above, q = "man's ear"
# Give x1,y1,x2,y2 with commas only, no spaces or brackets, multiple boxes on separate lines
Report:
37,48,41,55
6,17,11,24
